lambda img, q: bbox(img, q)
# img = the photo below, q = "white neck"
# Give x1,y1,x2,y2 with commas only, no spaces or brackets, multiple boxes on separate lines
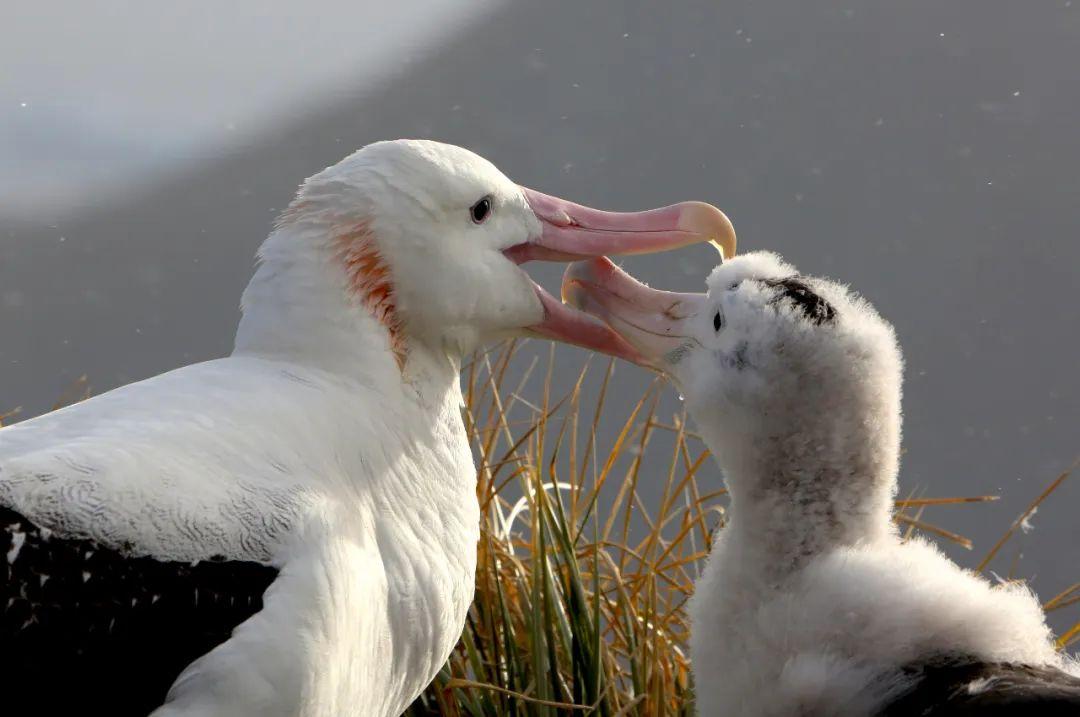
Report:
232,225,461,408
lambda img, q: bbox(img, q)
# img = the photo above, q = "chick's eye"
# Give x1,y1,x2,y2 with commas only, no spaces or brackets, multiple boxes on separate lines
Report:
470,196,492,224
713,311,724,332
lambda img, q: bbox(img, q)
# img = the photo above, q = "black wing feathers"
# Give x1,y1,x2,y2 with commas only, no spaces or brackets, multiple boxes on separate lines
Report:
1,505,279,716
881,657,1080,716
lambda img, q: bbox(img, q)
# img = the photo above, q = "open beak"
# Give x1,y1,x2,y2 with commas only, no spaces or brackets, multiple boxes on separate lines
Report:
560,257,708,369
506,187,733,363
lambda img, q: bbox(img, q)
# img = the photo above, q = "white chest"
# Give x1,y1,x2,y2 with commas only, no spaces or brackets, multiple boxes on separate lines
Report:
287,392,480,717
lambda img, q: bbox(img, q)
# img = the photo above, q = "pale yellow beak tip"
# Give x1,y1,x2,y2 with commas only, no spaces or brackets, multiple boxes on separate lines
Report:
678,201,737,261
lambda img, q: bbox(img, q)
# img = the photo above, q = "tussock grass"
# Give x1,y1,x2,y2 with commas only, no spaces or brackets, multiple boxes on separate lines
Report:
408,342,1078,715
407,341,705,716
4,350,1075,714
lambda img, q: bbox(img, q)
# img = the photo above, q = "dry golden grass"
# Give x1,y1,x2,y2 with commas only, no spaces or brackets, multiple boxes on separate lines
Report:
2,350,1075,715
407,341,1079,715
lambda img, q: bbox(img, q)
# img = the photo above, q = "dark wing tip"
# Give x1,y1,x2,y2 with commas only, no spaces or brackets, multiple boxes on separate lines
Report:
881,656,1080,716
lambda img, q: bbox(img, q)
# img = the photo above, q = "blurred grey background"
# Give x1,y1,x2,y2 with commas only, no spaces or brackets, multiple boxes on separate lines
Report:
2,1,1078,631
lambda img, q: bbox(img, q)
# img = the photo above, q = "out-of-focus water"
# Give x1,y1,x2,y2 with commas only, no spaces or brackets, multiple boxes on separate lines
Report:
0,0,498,219
2,1,1078,633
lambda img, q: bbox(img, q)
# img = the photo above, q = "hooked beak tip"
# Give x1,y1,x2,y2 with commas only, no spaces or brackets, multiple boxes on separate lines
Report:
676,201,737,260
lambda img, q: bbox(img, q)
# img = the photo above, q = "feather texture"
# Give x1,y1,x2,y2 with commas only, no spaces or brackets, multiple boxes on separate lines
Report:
0,353,479,716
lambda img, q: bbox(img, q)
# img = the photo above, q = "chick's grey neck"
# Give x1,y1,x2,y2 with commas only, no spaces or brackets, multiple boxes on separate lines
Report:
712,413,898,578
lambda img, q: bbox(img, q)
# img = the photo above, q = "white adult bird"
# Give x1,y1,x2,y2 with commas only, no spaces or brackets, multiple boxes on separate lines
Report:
0,139,735,717
563,252,1080,716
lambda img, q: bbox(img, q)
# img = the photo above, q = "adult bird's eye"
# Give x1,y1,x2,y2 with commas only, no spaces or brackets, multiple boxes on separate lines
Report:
470,196,492,224
713,311,723,332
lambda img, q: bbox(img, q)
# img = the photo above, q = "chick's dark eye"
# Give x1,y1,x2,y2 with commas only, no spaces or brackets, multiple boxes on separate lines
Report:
713,311,723,332
470,196,492,224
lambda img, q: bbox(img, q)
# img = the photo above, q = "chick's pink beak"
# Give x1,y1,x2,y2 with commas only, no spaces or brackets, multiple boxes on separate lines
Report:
560,257,707,368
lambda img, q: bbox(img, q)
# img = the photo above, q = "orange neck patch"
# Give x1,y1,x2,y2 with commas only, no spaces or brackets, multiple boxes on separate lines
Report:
331,220,408,370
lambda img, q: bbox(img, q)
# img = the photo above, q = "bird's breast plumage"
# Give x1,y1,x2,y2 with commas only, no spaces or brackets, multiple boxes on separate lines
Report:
0,353,481,716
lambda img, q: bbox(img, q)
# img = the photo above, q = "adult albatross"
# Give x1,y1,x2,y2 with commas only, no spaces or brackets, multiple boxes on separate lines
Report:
0,139,735,717
563,252,1080,716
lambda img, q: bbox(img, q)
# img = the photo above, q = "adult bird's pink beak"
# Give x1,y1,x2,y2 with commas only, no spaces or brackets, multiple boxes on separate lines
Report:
505,187,734,364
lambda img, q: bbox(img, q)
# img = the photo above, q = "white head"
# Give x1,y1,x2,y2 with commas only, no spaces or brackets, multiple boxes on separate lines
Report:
564,252,904,552
234,140,735,377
